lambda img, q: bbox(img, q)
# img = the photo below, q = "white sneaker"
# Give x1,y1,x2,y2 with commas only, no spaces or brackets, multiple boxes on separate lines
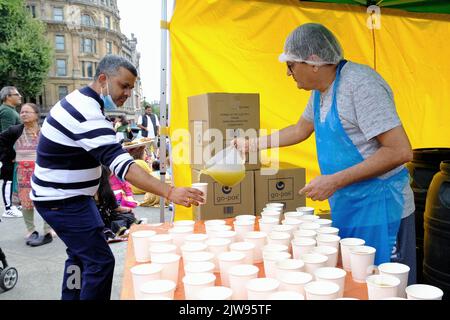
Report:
2,207,23,218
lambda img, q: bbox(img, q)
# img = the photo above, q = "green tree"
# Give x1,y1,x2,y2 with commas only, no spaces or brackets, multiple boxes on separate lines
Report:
0,0,52,97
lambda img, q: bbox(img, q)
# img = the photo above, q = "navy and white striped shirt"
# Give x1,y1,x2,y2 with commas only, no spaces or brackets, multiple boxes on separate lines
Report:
31,86,135,201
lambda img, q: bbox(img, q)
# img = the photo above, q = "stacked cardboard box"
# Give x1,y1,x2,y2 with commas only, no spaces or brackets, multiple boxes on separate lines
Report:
188,93,306,220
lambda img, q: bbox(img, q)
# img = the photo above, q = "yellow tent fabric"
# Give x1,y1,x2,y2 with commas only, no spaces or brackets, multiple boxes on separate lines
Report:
169,0,450,220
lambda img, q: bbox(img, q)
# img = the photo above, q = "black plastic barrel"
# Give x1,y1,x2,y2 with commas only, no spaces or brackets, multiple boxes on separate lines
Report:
406,148,450,283
423,161,450,299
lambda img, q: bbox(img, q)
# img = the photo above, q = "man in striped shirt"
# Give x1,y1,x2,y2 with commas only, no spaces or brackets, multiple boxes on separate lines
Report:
31,55,203,300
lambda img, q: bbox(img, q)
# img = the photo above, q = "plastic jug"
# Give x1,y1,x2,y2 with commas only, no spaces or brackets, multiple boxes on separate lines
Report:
201,146,245,186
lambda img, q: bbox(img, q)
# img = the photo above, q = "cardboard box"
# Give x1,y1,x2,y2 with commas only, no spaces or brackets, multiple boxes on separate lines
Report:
188,93,260,170
191,169,255,221
254,163,306,214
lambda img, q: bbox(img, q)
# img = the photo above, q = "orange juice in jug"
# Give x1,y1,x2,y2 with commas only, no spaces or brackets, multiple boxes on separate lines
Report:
201,164,245,187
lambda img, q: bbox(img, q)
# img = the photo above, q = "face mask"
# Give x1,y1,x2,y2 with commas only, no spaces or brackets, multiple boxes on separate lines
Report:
100,80,117,110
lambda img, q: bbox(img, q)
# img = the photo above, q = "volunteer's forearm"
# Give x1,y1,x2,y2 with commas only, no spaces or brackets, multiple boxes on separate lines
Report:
258,117,314,150
125,163,170,198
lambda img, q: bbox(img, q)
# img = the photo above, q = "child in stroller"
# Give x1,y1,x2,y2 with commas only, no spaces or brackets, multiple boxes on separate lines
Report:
96,166,141,242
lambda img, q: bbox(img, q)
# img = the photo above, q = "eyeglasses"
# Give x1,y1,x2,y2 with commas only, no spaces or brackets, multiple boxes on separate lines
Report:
9,93,21,97
20,111,36,114
286,62,296,73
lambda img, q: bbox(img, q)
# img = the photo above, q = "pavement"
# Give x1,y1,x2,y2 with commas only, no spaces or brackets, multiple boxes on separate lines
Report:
0,195,174,300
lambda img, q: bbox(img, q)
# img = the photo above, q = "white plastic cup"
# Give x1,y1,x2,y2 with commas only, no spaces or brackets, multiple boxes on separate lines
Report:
243,231,267,263
140,279,176,300
206,238,232,272
218,251,246,287
183,251,215,266
316,227,339,236
298,222,321,232
268,232,291,251
151,254,181,285
263,251,291,279
272,225,295,238
316,219,333,228
168,226,193,254
291,238,317,259
184,261,215,277
314,267,347,298
366,274,401,300
149,234,173,247
284,211,304,221
304,281,340,300
340,238,366,271
296,207,315,215
181,242,208,261
131,230,156,263
293,229,317,240
191,183,208,204
405,284,444,300
268,291,305,300
230,241,255,265
228,264,260,300
263,244,289,255
246,278,280,300
173,220,195,230
300,253,329,275
259,217,279,234
149,244,177,262
349,245,376,283
235,214,256,222
184,233,209,245
207,225,232,239
378,262,410,298
233,219,255,242
182,272,216,300
316,234,341,251
282,219,303,230
130,263,163,300
298,215,320,222
312,246,339,268
197,286,233,300
275,259,305,280
278,272,313,295
266,203,285,210
204,219,226,234
215,230,237,244
261,211,281,223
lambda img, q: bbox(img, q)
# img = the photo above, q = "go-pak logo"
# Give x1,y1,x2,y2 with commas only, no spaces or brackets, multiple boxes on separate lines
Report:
215,184,241,205
269,178,294,201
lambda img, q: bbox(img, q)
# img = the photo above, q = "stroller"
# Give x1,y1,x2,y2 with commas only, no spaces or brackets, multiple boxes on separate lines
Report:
0,247,18,291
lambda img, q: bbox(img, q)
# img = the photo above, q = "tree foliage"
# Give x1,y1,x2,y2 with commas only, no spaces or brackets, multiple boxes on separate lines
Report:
0,0,52,97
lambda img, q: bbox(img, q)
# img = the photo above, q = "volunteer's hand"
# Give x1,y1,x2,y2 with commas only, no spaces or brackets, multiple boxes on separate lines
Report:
168,187,204,207
299,175,340,201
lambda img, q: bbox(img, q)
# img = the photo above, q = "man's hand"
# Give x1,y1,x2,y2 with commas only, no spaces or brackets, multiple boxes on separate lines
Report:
299,175,341,201
168,187,204,208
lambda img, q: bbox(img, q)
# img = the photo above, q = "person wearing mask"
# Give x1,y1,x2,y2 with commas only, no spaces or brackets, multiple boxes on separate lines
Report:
0,86,23,219
31,54,203,300
0,103,54,245
233,23,416,284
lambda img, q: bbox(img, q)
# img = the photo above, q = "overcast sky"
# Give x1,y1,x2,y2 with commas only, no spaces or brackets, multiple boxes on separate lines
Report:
117,0,174,103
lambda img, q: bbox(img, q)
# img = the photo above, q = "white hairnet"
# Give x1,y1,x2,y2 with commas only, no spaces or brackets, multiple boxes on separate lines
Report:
279,23,343,66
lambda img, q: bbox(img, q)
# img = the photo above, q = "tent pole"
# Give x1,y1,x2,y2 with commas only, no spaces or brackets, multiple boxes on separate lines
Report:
159,0,168,223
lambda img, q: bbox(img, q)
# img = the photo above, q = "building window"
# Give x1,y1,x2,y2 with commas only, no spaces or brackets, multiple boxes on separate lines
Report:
105,16,111,29
56,59,67,76
81,14,95,27
26,5,36,18
53,7,64,21
81,61,95,79
55,35,65,51
58,86,69,100
81,38,96,54
106,41,112,54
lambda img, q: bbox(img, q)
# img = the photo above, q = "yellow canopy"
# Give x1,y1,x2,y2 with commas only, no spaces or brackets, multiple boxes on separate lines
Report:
169,0,450,220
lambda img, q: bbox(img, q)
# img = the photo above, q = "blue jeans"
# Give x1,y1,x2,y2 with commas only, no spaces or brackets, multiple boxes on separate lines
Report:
392,213,417,285
34,196,115,300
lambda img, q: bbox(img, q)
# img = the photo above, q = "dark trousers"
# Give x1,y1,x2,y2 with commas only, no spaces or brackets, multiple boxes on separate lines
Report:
0,162,14,210
34,196,115,300
392,213,417,285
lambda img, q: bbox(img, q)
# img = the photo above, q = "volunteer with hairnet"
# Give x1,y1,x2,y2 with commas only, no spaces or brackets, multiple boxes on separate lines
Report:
233,23,416,284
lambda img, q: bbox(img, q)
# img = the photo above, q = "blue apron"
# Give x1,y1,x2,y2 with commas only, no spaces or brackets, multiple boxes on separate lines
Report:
313,60,409,265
